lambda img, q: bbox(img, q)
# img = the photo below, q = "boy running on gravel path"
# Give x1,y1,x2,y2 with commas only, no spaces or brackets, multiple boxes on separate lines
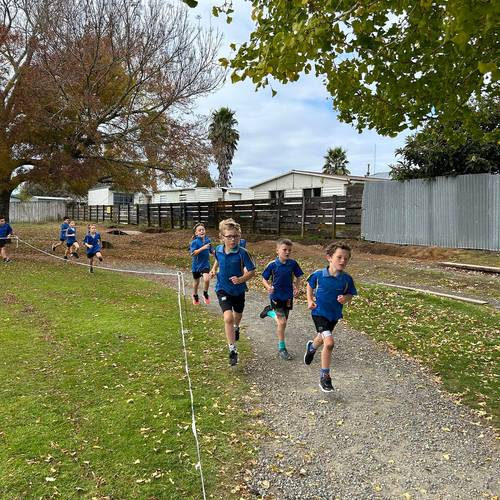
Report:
260,238,304,360
210,219,256,366
304,242,357,392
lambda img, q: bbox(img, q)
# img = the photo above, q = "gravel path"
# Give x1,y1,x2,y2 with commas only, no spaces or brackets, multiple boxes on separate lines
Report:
43,257,500,498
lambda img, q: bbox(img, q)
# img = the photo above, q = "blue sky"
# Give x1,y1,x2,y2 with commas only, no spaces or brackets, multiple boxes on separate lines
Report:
190,1,409,187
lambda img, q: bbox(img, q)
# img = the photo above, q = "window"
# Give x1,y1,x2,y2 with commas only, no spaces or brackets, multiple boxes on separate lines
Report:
270,190,284,199
303,188,321,198
113,192,133,204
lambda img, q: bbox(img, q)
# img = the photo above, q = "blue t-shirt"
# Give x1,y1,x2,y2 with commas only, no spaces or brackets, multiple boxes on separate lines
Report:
262,258,304,301
214,244,256,296
84,233,101,253
189,236,212,272
66,227,77,244
0,223,13,238
60,222,69,240
307,268,357,321
239,239,247,248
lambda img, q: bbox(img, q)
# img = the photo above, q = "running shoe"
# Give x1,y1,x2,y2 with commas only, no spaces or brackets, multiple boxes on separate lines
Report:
229,350,238,366
192,294,200,305
72,252,80,259
279,348,292,361
203,291,210,305
234,325,240,341
259,305,273,319
89,266,94,273
4,258,12,263
304,340,316,365
319,374,334,392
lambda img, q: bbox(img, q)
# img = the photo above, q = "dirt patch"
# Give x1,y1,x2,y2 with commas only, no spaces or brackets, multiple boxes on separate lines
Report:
4,292,19,305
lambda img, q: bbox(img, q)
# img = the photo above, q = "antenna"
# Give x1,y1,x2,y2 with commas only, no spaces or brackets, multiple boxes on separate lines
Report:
373,144,377,174
366,163,370,177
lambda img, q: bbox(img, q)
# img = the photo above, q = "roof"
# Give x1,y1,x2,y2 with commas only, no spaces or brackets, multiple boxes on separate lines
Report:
249,169,386,189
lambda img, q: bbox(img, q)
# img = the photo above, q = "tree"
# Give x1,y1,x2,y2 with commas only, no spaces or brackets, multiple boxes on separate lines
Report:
0,0,224,219
208,107,239,187
185,1,499,141
391,100,500,180
323,147,350,176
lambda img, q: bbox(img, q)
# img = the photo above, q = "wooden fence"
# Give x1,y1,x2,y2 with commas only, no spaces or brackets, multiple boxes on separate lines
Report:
68,185,363,238
10,201,69,223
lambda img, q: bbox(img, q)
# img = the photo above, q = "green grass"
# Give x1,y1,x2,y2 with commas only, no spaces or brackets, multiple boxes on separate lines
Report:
1,261,255,499
346,285,500,428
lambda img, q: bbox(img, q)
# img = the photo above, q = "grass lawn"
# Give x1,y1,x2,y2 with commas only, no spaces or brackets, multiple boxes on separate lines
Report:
346,285,500,428
1,261,255,499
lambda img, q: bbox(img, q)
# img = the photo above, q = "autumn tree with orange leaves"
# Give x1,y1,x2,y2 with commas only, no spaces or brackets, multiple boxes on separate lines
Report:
0,0,223,218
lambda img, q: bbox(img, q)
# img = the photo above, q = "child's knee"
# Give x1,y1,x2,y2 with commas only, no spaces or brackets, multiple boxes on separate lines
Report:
277,315,287,326
323,336,334,350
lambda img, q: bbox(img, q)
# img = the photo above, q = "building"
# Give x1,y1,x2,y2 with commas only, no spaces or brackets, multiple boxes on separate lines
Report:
87,184,254,206
151,187,254,203
250,169,386,199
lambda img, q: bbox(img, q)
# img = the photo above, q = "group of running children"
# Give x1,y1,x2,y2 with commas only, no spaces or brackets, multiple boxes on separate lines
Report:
190,218,357,393
51,217,104,272
1,213,356,392
0,215,103,271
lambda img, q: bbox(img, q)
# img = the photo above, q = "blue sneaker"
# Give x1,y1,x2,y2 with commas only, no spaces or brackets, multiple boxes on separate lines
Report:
304,341,316,365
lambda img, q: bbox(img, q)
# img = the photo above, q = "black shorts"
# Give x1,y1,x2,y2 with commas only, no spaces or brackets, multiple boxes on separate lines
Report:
312,315,338,334
270,298,293,319
216,290,245,314
192,268,210,279
66,241,76,247
60,238,66,242
87,252,96,259
0,239,10,248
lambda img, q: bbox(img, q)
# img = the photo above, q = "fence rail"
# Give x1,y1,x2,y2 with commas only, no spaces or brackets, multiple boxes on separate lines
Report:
68,186,363,238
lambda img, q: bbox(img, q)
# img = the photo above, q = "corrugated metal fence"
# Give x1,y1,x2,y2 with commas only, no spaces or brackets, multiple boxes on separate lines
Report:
361,174,500,251
10,201,69,223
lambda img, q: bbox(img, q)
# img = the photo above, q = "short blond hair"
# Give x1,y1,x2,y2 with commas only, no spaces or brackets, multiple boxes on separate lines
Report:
219,218,241,237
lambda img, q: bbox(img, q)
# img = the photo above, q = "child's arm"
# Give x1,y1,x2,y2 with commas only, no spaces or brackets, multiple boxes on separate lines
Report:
262,277,274,294
293,277,302,297
306,283,316,310
191,243,211,256
209,260,219,278
230,268,255,285
337,294,353,305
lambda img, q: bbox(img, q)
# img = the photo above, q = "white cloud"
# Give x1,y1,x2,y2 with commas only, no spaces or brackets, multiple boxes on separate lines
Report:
188,1,408,187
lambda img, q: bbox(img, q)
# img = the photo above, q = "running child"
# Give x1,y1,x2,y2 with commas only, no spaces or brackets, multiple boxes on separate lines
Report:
52,217,70,252
83,224,103,273
189,223,213,305
64,220,80,259
210,219,256,366
303,242,357,392
260,238,304,360
0,216,13,263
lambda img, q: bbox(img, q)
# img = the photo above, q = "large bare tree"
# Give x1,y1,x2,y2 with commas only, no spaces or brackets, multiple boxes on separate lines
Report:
0,0,224,218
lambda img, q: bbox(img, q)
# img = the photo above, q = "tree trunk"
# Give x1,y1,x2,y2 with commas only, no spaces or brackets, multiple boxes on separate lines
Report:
0,188,13,221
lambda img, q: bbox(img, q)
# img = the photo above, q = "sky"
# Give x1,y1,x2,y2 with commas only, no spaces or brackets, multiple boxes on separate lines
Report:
189,1,409,188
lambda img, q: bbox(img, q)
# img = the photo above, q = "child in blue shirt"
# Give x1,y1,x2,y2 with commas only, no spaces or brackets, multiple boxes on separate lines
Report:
261,238,304,360
64,220,80,259
51,217,70,253
0,216,13,263
189,223,213,305
304,242,357,392
83,224,103,273
210,219,256,366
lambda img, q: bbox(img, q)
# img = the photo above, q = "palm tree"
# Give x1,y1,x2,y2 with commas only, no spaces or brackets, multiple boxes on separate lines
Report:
208,107,239,187
323,147,350,175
